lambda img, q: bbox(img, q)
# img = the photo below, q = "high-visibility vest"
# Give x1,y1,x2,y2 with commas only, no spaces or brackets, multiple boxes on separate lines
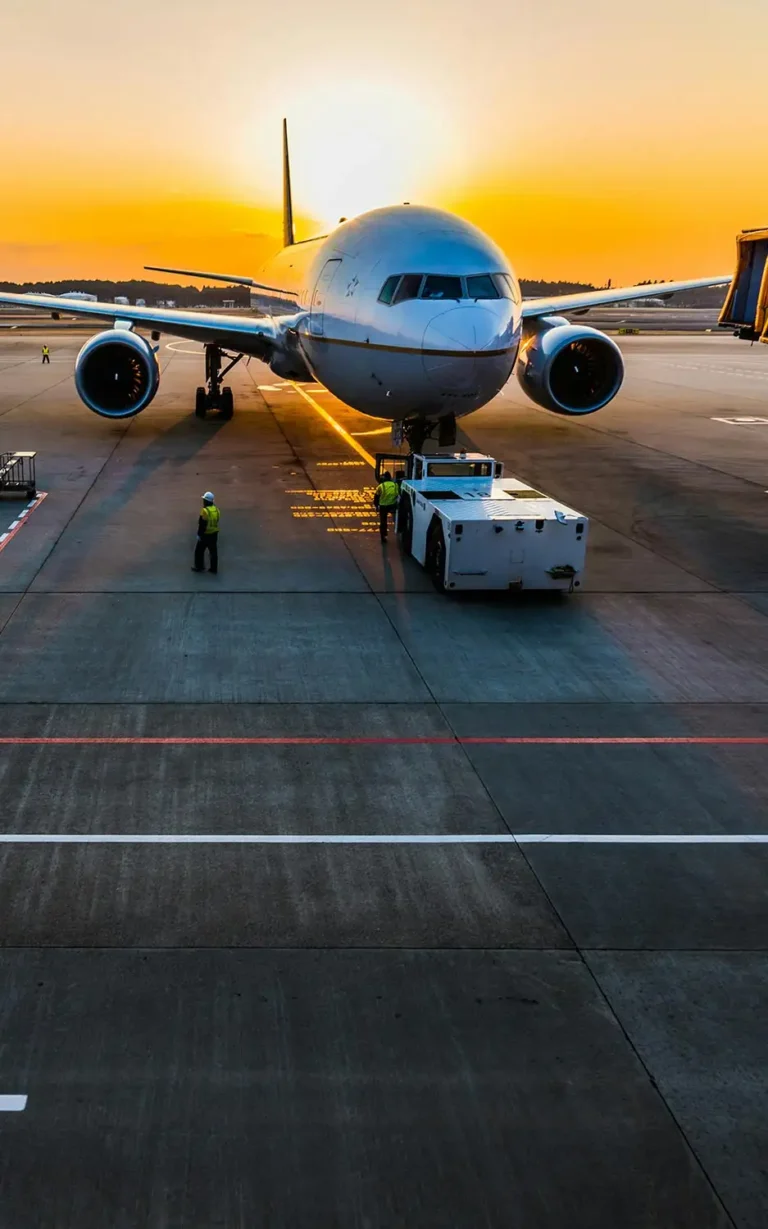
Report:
42,347,49,355
376,481,399,507
201,504,220,533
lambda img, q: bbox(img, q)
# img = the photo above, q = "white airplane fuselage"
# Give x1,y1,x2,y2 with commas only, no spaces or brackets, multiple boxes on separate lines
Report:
252,205,522,421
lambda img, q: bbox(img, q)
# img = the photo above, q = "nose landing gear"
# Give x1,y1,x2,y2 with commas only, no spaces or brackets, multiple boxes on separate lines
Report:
397,412,456,453
195,344,243,419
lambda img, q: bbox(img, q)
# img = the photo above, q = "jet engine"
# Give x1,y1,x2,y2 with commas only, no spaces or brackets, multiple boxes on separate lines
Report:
74,330,159,418
516,316,624,415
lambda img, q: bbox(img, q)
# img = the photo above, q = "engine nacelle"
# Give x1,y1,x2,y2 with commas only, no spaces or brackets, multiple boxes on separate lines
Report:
516,316,624,415
75,329,159,418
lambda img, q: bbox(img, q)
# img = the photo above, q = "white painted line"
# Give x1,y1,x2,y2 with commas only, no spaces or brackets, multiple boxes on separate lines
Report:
7,521,19,530
165,341,203,355
712,415,768,426
0,833,765,844
0,1095,27,1112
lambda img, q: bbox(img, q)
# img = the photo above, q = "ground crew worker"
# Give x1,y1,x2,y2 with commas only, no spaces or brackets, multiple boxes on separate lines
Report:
41,345,50,364
192,491,220,573
373,470,399,542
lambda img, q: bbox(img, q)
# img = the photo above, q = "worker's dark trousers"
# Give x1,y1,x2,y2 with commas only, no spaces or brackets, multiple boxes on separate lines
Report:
378,505,397,540
42,355,50,364
194,534,218,573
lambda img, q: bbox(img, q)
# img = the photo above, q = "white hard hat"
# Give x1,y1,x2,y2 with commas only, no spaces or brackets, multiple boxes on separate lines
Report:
202,491,215,502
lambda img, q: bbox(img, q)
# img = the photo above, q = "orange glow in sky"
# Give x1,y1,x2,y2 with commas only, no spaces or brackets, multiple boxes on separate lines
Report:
1,0,767,285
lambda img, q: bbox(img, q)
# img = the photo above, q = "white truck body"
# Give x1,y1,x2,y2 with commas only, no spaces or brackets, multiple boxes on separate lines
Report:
385,451,588,592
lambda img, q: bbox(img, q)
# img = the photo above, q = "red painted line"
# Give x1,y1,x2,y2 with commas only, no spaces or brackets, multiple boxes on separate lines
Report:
0,492,48,556
464,736,768,746
0,736,764,747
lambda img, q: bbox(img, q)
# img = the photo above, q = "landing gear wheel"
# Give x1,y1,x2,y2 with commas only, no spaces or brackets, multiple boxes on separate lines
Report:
397,496,413,555
427,524,447,593
199,345,243,422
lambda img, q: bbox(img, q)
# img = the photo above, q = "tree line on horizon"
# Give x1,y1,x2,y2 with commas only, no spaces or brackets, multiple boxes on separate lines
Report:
0,279,252,308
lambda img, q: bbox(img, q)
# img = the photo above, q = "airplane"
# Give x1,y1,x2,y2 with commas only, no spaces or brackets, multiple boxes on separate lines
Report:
0,121,731,451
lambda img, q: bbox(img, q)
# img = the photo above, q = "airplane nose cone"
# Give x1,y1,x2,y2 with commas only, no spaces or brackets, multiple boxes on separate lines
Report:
422,306,504,392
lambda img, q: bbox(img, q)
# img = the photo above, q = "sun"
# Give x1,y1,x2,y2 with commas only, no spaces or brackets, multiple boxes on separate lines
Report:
239,82,452,233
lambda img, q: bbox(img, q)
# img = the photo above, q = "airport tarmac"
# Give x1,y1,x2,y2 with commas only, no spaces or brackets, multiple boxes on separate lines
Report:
573,305,722,332
0,329,766,1227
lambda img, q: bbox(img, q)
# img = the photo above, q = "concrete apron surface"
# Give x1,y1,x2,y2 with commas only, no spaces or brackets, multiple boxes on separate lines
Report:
0,332,766,1226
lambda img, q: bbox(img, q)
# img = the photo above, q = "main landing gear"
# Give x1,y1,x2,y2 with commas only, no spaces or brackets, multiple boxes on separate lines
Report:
397,412,456,453
195,344,243,420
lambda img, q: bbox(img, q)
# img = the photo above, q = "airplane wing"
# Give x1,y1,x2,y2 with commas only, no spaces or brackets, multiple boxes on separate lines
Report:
521,275,732,318
144,264,299,298
0,290,288,356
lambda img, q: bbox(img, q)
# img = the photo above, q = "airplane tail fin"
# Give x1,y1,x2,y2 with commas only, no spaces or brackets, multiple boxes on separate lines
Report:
283,118,295,248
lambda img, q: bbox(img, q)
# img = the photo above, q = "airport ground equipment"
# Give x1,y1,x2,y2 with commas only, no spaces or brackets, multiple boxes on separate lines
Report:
375,450,587,593
719,229,768,343
0,451,36,498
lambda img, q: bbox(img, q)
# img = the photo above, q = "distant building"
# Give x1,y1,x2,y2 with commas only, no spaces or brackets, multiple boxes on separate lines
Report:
114,296,129,305
615,298,668,309
60,290,98,302
222,299,235,309
166,300,176,308
156,300,166,307
135,298,146,307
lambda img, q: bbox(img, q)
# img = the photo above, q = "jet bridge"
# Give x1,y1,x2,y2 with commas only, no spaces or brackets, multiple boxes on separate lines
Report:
719,228,768,342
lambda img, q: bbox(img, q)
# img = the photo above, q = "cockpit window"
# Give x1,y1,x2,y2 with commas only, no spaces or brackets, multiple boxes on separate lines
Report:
378,275,400,305
421,275,462,300
378,272,521,305
466,274,499,300
392,274,423,304
493,273,521,303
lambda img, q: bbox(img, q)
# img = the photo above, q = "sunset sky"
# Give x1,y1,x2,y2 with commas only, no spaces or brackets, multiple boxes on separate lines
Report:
1,0,766,285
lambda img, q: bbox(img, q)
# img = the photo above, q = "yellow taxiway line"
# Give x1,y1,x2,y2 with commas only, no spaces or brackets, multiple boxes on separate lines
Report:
289,382,377,469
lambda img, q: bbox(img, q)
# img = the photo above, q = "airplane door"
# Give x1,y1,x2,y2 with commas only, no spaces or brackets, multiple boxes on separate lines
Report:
309,259,342,336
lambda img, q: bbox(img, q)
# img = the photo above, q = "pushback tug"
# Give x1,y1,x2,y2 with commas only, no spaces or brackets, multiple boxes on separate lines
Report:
375,450,588,593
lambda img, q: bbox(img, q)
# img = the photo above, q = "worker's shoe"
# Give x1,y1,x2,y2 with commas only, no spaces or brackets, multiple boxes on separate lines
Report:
208,569,218,574
190,567,204,572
